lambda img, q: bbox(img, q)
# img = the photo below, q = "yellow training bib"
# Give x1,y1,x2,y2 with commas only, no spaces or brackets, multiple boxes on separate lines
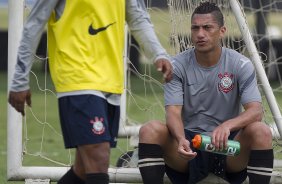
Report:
48,0,125,94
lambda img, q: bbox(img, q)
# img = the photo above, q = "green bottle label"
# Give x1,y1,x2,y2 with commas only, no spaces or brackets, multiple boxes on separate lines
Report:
199,134,240,156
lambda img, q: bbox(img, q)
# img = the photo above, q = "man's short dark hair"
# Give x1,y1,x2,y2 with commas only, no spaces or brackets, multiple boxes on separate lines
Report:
191,2,224,27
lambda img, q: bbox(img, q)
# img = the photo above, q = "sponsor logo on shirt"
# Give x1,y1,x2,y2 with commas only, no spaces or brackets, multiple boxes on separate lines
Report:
218,72,234,93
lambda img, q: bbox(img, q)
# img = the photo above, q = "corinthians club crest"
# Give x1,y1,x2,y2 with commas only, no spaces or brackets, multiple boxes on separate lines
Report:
90,116,105,135
218,72,234,93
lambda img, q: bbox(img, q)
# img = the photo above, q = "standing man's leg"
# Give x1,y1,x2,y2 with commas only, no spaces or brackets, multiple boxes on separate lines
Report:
58,143,110,184
58,150,85,184
77,143,110,184
226,122,273,184
57,95,120,184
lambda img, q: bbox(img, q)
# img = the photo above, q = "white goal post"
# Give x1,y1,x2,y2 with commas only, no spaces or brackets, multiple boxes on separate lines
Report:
229,0,282,138
7,0,282,183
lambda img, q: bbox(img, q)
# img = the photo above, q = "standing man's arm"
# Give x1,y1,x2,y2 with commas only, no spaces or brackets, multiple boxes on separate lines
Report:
8,0,59,116
126,0,172,82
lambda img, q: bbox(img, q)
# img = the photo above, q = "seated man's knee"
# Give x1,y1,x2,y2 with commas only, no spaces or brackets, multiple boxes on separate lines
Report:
139,120,167,143
243,122,272,146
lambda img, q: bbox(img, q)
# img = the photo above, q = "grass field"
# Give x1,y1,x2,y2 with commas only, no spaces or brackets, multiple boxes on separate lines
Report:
0,71,9,183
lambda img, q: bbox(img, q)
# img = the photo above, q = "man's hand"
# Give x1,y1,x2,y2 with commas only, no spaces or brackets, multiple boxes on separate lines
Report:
154,58,173,83
177,137,197,160
8,90,32,116
211,123,231,151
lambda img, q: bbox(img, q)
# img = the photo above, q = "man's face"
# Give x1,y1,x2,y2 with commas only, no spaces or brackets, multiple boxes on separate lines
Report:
191,13,226,53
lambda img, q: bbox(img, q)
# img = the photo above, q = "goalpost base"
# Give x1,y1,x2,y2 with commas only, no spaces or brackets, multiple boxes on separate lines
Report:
23,172,282,184
11,165,281,183
25,179,50,184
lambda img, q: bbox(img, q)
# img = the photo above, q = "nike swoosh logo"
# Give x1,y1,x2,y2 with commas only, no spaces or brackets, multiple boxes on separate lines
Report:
88,22,115,35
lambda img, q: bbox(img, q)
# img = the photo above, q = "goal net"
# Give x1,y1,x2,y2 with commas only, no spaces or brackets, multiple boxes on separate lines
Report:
7,0,282,183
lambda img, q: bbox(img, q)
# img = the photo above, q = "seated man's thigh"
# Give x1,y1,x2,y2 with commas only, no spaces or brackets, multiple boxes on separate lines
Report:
226,130,250,173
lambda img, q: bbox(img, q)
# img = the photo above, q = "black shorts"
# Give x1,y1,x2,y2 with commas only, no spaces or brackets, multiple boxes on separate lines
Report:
165,130,247,184
58,95,120,148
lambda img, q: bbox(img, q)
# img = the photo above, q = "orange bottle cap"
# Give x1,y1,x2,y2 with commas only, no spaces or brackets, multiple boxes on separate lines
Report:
192,134,202,149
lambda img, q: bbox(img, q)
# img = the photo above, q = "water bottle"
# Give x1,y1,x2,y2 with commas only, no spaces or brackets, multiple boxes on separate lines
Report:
191,134,240,156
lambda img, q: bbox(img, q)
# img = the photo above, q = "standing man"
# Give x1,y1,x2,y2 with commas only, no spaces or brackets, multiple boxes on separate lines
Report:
8,0,172,184
138,2,273,184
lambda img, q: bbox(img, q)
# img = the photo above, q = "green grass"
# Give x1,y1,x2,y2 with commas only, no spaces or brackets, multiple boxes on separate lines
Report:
0,7,7,30
0,71,8,183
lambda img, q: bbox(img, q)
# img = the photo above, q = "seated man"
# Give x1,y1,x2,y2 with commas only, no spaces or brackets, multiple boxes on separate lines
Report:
138,2,273,184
